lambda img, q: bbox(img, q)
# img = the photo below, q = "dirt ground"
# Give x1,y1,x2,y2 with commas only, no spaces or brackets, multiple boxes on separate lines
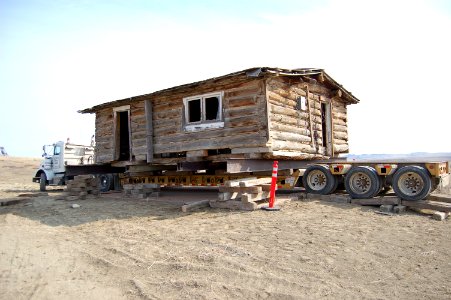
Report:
1,157,450,299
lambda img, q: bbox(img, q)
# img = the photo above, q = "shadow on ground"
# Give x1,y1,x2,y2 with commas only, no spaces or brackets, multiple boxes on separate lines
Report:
0,188,251,227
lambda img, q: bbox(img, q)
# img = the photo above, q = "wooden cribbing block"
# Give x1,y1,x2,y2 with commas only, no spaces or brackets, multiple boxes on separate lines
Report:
181,200,211,212
67,182,87,188
427,194,451,203
218,186,262,193
241,191,271,203
239,178,272,187
123,184,134,190
69,187,87,193
218,192,242,201
259,184,274,192
75,175,93,180
224,177,257,187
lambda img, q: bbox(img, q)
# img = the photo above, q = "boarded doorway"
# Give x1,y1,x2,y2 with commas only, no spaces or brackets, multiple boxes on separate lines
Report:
320,101,333,156
113,106,131,161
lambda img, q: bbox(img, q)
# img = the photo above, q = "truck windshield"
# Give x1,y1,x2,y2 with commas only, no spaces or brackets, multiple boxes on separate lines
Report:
43,145,54,157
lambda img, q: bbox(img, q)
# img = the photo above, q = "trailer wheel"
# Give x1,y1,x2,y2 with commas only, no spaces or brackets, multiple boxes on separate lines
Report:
345,166,381,199
302,165,337,195
392,166,432,201
99,174,114,192
39,172,47,192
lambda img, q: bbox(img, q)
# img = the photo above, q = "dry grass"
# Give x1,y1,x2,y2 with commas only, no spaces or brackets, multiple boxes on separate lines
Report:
1,157,450,299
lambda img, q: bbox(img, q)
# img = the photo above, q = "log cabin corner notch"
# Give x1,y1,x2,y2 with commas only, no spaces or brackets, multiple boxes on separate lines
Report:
78,67,360,166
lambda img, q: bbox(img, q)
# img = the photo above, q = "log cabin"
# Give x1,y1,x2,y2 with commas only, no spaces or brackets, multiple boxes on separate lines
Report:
79,67,359,172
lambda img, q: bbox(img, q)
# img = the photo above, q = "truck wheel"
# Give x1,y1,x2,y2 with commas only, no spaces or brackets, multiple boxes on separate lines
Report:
39,173,47,192
345,166,381,199
302,165,338,195
99,174,114,192
392,166,432,201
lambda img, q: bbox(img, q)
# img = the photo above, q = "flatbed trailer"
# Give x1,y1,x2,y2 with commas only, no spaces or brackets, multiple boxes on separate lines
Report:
120,157,451,201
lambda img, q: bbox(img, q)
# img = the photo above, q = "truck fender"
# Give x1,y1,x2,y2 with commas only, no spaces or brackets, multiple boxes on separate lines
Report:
35,169,55,181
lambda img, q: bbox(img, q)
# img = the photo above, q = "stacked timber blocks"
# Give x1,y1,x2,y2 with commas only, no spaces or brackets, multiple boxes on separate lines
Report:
210,177,289,211
64,175,100,201
123,183,161,199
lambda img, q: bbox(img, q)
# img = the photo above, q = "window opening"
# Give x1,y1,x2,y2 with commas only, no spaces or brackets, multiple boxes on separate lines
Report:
183,92,224,131
205,96,220,120
188,99,201,122
296,96,307,111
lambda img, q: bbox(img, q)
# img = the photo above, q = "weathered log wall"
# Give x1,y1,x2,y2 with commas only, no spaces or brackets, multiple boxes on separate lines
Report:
332,99,349,154
266,77,349,158
151,79,268,155
94,78,269,163
93,74,350,164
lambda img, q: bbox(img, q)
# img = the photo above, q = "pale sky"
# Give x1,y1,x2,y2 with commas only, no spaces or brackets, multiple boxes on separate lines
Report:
1,0,450,157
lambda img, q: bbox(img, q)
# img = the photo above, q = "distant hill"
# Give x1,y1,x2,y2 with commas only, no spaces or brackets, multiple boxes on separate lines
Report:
342,152,451,162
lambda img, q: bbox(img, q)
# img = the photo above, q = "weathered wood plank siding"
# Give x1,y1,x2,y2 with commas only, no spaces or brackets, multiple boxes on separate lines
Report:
94,108,114,163
149,78,268,155
130,101,147,161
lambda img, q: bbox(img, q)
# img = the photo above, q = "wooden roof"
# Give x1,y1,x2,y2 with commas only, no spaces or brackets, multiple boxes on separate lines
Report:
79,67,360,114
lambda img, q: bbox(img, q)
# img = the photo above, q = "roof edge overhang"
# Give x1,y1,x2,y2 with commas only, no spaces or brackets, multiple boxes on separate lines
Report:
79,67,360,114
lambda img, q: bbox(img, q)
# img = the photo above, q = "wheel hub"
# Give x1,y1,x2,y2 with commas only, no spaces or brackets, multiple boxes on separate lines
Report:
400,172,423,195
405,176,420,189
307,170,327,190
350,172,371,193
356,176,370,190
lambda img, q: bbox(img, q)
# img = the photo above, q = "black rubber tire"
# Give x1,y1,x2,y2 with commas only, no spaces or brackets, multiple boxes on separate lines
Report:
330,175,340,194
39,172,47,192
392,166,432,201
430,177,440,193
99,174,114,192
302,165,337,195
344,166,382,199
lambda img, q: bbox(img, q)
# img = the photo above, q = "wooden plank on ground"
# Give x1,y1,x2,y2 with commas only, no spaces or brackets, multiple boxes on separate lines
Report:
181,200,211,212
351,197,400,206
402,200,451,213
427,194,451,203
